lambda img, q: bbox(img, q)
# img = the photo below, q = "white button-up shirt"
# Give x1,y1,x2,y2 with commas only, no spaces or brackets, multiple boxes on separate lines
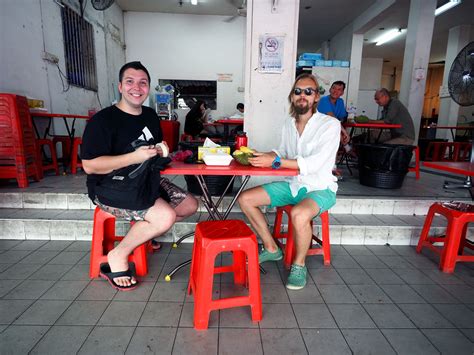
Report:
274,111,341,195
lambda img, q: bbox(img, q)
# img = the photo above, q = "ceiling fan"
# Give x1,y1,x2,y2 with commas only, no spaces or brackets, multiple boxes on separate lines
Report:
224,0,247,23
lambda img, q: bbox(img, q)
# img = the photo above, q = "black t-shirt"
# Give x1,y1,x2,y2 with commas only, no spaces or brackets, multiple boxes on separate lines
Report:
184,110,203,136
81,105,163,201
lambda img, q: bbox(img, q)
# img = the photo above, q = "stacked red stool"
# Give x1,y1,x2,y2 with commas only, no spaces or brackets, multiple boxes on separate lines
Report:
36,138,59,175
272,205,331,269
188,220,262,330
89,207,149,278
417,202,474,273
0,93,42,187
70,137,82,174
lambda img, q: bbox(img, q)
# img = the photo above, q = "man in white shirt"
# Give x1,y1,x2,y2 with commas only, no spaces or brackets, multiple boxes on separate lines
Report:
238,73,340,290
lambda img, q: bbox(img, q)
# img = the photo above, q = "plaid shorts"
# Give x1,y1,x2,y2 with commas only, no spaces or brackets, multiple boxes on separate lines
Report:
95,177,188,221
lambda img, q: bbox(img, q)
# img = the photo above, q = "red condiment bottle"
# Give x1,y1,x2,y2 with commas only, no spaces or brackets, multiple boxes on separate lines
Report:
235,131,248,150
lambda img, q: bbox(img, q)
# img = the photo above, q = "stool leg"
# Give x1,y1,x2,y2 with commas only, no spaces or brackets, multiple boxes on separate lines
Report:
283,214,294,269
321,212,331,265
440,221,464,273
232,250,246,285
246,240,262,322
194,247,215,330
416,205,436,253
132,244,148,277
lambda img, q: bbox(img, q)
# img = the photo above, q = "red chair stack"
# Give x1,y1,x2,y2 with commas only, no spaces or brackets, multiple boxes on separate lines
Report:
70,137,82,174
36,138,59,175
89,207,149,278
0,93,42,187
425,141,471,162
272,205,331,269
188,220,262,330
416,202,474,273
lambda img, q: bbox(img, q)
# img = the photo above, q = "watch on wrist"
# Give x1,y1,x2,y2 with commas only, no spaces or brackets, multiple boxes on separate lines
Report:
272,155,281,169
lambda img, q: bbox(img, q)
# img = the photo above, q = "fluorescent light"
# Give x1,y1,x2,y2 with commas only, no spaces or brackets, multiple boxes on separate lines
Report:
375,29,404,46
191,0,198,5
435,0,461,16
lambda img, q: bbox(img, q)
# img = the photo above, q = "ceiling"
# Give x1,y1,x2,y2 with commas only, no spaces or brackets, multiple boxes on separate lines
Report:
114,0,474,68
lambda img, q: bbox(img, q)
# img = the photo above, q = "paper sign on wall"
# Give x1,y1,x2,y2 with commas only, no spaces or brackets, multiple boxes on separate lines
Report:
258,34,285,73
217,73,233,82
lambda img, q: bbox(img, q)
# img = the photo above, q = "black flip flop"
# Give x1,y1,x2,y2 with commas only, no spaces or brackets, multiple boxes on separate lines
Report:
99,263,138,291
151,240,162,252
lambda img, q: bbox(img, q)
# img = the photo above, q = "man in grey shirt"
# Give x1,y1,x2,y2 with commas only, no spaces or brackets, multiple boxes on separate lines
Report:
372,88,415,145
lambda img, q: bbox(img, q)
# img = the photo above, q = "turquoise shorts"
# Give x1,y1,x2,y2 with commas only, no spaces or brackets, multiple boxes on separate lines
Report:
262,181,336,215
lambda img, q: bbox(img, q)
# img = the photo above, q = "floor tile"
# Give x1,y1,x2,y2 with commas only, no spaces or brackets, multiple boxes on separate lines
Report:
138,301,183,327
421,269,466,285
30,325,92,355
0,325,49,354
336,268,376,285
421,328,474,355
328,304,376,328
342,329,396,355
78,326,134,354
173,328,218,354
352,255,387,268
363,304,415,328
261,328,307,354
259,303,298,328
0,299,34,324
3,279,55,300
11,240,48,251
343,245,374,256
77,280,117,301
1,263,44,280
439,284,474,303
382,329,440,355
331,255,360,269
97,300,146,326
349,284,393,304
218,328,262,355
125,327,176,354
301,329,351,355
261,283,290,303
364,268,405,284
318,284,358,304
292,303,338,328
27,263,73,281
392,269,436,284
14,299,71,325
56,300,110,326
409,284,461,303
309,268,345,284
149,281,187,302
48,251,86,265
18,250,59,264
366,245,398,256
286,283,324,303
0,250,32,264
380,255,415,269
38,241,72,252
460,328,474,342
379,284,427,303
60,263,90,281
113,281,155,302
433,304,474,328
0,279,22,298
398,303,454,328
40,280,89,300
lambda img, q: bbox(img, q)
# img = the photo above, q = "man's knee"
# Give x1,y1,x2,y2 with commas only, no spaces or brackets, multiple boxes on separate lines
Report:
147,205,177,231
290,205,314,227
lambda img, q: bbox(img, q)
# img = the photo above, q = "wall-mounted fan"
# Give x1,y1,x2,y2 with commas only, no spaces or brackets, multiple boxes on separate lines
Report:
224,0,247,23
91,0,114,11
448,41,474,106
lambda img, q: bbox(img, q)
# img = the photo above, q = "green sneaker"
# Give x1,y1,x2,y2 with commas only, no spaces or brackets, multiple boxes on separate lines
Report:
286,264,307,290
258,247,283,264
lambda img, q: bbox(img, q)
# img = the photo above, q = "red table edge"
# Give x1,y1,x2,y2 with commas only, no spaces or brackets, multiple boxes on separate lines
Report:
30,112,90,119
162,161,298,176
215,119,244,124
423,161,474,176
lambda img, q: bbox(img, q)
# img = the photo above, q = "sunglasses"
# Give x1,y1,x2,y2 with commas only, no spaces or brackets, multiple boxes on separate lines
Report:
293,87,317,96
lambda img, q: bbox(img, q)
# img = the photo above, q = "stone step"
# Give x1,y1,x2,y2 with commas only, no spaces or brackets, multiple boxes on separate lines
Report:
0,191,466,216
0,208,456,246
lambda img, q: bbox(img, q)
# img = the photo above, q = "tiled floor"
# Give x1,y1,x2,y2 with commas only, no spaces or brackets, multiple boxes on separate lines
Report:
0,240,473,354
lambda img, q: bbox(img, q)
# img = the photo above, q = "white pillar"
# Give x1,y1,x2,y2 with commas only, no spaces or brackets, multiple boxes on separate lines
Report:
399,0,437,143
346,34,364,113
437,25,472,140
244,0,299,152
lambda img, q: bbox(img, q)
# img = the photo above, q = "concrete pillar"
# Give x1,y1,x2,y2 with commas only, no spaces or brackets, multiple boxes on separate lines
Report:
437,25,472,140
244,0,299,152
399,0,437,143
346,34,364,112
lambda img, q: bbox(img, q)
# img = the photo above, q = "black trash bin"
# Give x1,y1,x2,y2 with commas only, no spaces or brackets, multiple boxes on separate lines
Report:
357,144,414,189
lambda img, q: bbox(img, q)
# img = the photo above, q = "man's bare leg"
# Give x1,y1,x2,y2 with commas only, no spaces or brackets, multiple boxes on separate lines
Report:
238,186,276,251
107,198,177,287
290,198,320,266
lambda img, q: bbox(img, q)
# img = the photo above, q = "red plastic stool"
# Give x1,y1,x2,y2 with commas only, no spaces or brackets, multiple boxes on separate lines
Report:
272,205,331,269
53,136,72,164
89,207,148,278
36,139,59,175
70,137,82,174
408,146,420,180
188,220,262,330
416,202,474,273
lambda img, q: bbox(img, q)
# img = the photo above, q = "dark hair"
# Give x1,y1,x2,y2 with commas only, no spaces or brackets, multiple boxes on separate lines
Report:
187,100,207,118
119,61,151,83
236,103,244,110
288,73,319,117
331,81,346,90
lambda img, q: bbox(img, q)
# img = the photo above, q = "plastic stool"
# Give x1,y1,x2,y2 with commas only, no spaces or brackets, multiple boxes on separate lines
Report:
36,139,59,175
70,137,82,174
273,205,331,269
416,202,474,273
408,146,420,180
89,207,148,278
53,136,72,164
188,220,262,330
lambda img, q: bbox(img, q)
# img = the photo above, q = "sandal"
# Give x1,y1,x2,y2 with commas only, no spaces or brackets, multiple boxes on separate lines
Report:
99,263,138,291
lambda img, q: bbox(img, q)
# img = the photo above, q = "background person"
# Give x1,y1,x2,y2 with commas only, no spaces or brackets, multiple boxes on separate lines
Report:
238,73,340,290
184,100,215,137
81,61,198,291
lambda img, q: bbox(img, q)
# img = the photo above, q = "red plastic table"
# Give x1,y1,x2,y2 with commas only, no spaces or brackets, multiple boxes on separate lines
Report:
215,119,244,140
161,161,298,279
30,112,90,140
343,122,402,144
423,161,474,198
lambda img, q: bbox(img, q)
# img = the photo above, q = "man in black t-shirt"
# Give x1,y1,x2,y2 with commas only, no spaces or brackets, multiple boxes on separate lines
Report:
81,62,198,291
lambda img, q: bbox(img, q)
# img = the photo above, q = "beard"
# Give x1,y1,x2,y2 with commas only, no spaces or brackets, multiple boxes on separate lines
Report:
293,99,311,115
